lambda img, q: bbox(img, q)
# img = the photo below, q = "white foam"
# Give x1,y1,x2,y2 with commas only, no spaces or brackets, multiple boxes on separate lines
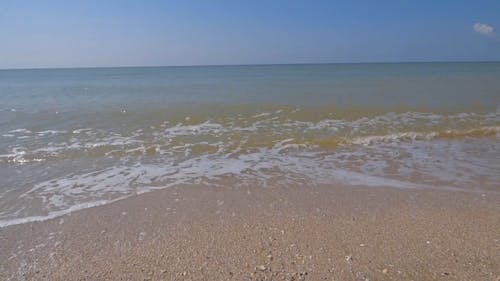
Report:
0,200,115,228
36,130,67,136
352,132,438,145
252,112,271,118
163,121,224,136
72,128,92,134
8,128,32,134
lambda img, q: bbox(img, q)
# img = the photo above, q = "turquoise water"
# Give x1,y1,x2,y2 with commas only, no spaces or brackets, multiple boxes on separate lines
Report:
1,63,499,226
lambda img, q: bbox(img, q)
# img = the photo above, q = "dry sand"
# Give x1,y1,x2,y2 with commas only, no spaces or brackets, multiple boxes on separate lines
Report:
1,183,499,281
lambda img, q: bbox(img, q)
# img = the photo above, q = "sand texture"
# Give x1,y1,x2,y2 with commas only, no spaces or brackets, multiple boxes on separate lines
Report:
1,183,499,281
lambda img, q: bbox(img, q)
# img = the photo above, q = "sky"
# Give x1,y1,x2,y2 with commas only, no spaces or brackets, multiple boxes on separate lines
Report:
0,0,499,69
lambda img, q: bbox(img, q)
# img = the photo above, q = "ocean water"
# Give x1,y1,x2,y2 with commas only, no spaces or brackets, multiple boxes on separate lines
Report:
0,63,499,227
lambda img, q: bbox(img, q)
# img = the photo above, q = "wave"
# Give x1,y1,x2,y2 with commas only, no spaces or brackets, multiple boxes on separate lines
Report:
2,135,499,228
348,126,500,146
1,116,498,164
1,125,499,227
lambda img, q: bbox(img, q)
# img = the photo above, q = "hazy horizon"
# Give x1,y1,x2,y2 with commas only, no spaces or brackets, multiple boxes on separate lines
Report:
2,60,500,71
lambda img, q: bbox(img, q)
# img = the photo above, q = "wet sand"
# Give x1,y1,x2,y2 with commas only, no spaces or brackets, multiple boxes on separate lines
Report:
1,183,499,281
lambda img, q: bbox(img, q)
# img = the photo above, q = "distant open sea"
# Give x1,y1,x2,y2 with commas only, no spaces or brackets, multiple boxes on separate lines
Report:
0,62,499,227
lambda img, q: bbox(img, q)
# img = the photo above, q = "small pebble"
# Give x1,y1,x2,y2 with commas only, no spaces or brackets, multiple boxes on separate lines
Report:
256,265,267,271
382,268,388,274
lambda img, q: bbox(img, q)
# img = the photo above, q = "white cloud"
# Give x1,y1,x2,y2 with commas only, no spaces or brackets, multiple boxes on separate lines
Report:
473,23,494,36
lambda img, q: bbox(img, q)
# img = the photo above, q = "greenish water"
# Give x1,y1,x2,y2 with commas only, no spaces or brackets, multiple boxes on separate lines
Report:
0,62,499,227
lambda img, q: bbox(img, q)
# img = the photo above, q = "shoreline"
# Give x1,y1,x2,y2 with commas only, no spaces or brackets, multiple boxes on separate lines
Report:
1,183,499,280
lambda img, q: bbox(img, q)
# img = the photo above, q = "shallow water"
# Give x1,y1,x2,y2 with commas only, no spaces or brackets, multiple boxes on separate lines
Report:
1,62,499,227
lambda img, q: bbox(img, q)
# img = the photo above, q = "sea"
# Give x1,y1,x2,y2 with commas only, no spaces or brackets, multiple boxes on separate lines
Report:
0,62,499,227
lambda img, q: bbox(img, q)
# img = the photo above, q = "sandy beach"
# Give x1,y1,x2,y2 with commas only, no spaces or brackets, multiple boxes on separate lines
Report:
2,1,500,280
1,183,499,281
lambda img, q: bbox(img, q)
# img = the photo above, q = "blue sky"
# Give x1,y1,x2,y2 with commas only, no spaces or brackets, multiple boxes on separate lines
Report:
0,0,499,68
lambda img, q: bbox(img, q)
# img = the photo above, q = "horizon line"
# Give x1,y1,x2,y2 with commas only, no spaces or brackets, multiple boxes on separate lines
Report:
1,59,499,71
